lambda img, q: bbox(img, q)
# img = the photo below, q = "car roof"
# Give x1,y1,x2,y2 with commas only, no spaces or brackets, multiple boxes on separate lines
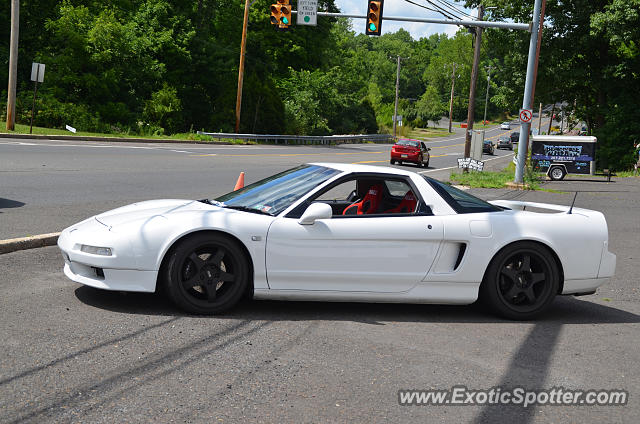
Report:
310,162,419,177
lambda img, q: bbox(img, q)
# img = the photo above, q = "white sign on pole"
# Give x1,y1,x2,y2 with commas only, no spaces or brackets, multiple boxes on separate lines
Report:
519,108,533,123
297,0,318,26
31,62,45,83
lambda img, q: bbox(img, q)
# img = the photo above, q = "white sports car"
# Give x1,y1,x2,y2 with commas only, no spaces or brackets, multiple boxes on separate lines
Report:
58,163,616,320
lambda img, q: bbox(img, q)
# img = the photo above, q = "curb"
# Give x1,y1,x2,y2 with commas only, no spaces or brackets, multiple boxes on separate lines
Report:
0,233,60,255
0,133,237,145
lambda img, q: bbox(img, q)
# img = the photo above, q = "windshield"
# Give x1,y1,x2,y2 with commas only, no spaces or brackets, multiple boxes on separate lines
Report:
214,165,341,216
424,176,501,214
396,139,419,147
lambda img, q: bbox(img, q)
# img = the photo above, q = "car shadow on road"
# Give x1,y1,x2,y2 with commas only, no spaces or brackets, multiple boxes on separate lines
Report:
0,198,25,213
74,286,639,325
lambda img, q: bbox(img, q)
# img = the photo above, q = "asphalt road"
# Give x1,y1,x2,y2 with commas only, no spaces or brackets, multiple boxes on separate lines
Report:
1,160,638,421
0,125,514,240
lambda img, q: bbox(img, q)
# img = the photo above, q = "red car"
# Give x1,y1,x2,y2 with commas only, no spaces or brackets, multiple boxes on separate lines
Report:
390,139,431,167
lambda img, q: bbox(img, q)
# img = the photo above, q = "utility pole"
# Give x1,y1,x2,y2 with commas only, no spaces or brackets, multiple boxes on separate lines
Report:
235,0,251,134
537,102,543,134
482,65,493,127
514,0,543,183
392,56,408,138
463,5,484,163
520,0,547,161
6,0,19,131
447,63,456,133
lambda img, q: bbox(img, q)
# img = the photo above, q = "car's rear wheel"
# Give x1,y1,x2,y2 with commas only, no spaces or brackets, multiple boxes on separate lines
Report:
164,233,249,314
390,159,396,165
481,242,559,320
418,154,425,167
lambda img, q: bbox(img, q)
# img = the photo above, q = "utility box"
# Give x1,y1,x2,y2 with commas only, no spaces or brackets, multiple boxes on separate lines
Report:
470,130,485,161
531,135,597,181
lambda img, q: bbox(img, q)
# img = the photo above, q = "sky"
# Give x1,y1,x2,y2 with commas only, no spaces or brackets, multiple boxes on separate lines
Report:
332,0,478,40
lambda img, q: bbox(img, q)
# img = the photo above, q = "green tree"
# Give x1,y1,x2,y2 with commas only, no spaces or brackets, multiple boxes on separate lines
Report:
414,86,447,127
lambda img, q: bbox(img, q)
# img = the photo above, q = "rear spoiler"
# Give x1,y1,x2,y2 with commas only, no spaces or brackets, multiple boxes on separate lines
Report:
489,200,592,216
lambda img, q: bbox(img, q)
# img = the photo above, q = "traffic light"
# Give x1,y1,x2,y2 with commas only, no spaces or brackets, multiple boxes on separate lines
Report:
365,0,384,36
270,0,291,30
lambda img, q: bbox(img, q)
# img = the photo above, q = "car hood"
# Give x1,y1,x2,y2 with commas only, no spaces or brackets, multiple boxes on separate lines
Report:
94,199,213,228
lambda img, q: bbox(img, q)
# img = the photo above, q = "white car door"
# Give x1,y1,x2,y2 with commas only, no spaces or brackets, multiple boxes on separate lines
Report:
265,213,443,292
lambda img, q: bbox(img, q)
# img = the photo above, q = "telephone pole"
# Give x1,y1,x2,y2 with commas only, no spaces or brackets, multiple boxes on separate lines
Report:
463,5,484,162
482,65,493,127
392,56,408,138
447,63,456,133
234,0,251,133
6,0,19,131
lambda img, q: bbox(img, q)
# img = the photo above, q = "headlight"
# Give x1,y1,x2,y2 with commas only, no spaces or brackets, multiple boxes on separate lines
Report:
80,245,113,256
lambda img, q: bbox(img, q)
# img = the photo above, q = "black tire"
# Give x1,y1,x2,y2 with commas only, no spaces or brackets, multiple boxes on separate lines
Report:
425,158,430,168
418,154,424,168
549,166,566,181
163,233,249,314
480,242,559,320
390,159,396,165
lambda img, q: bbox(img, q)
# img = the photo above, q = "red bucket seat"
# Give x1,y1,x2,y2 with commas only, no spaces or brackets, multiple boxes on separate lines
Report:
343,184,383,215
385,190,417,214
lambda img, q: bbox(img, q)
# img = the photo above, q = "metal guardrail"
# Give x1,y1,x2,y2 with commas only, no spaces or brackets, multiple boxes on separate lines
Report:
196,131,394,145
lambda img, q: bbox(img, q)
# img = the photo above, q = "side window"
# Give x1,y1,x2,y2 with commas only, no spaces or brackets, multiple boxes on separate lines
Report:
384,180,411,197
420,142,427,151
307,177,420,216
316,180,356,202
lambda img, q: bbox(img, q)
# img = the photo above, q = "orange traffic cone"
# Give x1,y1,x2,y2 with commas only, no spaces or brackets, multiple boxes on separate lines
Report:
234,172,245,190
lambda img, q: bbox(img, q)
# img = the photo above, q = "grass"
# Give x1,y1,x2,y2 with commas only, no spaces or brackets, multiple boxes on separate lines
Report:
406,127,452,139
450,162,542,190
604,170,639,178
1,123,252,144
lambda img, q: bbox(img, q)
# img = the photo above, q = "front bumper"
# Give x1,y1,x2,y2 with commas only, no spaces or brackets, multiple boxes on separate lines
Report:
58,220,158,293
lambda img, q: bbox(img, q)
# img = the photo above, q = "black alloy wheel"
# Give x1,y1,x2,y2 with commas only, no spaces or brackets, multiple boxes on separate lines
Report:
481,242,559,320
164,233,249,314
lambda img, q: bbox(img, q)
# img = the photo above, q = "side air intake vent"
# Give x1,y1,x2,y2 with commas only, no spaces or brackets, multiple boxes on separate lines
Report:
453,243,467,271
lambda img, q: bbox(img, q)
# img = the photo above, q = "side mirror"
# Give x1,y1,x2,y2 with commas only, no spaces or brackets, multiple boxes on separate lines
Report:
427,147,431,151
298,203,333,225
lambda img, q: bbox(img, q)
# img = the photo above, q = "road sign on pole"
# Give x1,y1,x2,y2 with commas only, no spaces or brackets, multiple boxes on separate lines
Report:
31,62,45,83
297,0,318,25
29,62,45,134
519,108,533,123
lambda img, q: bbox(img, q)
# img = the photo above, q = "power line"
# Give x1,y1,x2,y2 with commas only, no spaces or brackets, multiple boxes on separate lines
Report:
429,0,467,19
402,0,456,19
434,0,478,20
423,0,461,20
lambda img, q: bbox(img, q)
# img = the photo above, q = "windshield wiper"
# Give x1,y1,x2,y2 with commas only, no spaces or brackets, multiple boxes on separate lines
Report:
222,205,274,216
199,199,223,206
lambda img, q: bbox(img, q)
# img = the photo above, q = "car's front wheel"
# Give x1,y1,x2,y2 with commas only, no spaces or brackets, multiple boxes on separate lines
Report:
480,242,559,320
163,233,249,314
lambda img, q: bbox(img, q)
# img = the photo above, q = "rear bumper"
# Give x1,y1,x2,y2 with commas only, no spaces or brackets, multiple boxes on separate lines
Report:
391,151,420,161
561,278,608,295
